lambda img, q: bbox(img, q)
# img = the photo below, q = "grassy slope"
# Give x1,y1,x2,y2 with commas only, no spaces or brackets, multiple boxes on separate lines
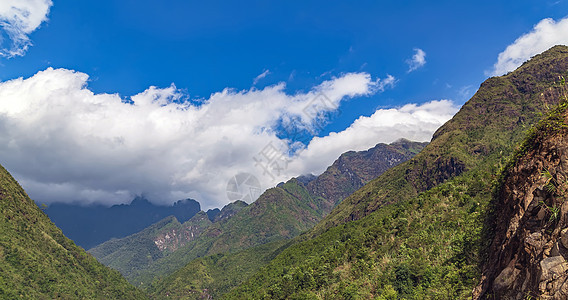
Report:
0,164,146,299
227,46,568,299
148,239,290,299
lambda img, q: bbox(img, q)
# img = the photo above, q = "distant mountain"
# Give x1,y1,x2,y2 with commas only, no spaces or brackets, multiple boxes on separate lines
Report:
306,138,428,212
226,45,568,299
0,164,145,298
120,139,427,295
89,212,212,279
44,197,201,249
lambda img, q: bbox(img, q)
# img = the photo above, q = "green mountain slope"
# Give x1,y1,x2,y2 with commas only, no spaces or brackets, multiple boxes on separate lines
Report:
310,45,568,237
212,200,248,222
306,139,428,212
149,239,290,299
89,212,212,279
0,164,146,299
142,140,427,297
131,179,329,286
94,140,424,291
227,46,568,298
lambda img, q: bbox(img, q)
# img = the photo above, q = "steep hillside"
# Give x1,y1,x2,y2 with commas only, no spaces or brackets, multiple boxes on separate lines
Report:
310,45,568,236
132,179,329,286
0,164,146,299
228,46,568,298
474,83,568,299
46,197,201,249
149,239,290,299
89,212,212,279
211,200,248,222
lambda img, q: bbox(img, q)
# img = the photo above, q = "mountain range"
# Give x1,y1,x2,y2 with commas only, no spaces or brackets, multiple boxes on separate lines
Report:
45,197,201,249
225,45,568,299
2,45,568,299
88,139,427,291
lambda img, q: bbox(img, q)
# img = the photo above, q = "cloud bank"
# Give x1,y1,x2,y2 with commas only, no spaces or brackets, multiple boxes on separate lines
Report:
490,17,568,76
289,100,458,176
406,48,426,72
0,68,456,209
0,0,52,58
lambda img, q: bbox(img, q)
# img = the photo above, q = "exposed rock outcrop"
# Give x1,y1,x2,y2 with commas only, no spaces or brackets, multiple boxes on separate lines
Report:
153,211,212,252
474,103,568,299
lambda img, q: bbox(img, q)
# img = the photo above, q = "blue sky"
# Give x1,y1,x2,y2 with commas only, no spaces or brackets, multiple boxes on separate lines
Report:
5,1,568,120
0,0,567,208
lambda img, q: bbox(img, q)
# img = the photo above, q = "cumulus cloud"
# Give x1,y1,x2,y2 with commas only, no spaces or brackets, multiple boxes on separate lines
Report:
0,67,457,209
0,68,402,209
0,0,52,58
406,48,426,72
288,100,458,175
490,17,568,76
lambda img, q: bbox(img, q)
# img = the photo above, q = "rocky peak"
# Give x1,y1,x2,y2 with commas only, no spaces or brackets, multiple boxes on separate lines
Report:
306,140,428,211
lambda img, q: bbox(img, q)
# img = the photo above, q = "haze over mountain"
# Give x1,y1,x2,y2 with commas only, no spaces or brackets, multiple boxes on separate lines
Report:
45,197,201,249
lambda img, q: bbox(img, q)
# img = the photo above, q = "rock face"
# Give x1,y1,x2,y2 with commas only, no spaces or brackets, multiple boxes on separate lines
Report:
89,212,212,278
474,104,568,299
307,139,428,212
153,212,212,252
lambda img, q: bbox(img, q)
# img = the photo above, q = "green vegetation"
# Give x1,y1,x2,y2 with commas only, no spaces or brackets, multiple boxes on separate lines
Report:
89,212,212,279
225,46,568,299
0,164,146,299
227,166,494,299
133,140,424,293
131,179,325,286
311,46,568,236
148,239,290,299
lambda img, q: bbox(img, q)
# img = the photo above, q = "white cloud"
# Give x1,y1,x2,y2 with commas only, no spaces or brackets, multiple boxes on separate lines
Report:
0,68,402,209
288,100,458,175
406,48,426,72
490,17,568,76
253,69,270,85
0,0,52,58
